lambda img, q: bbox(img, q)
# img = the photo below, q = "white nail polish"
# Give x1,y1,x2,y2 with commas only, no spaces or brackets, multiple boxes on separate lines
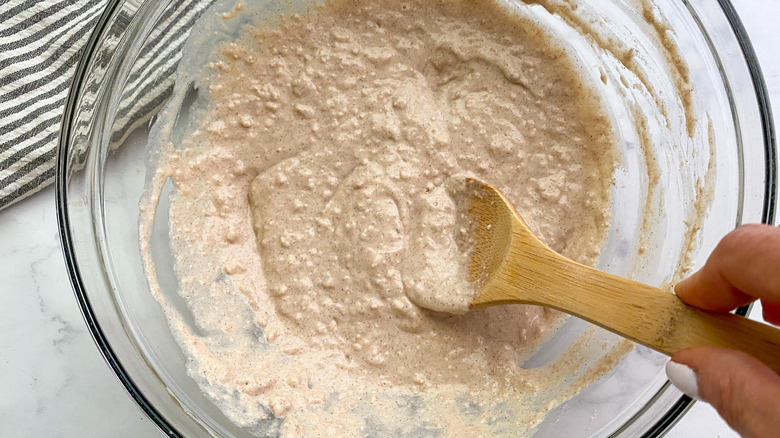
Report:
666,361,701,400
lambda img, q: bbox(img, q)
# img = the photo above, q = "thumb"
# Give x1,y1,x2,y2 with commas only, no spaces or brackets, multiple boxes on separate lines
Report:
667,347,780,438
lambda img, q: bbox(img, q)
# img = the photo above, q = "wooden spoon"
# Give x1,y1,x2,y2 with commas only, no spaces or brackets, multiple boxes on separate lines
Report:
464,178,780,374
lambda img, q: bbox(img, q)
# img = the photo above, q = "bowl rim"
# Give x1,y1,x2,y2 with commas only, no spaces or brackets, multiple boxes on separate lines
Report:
55,0,777,437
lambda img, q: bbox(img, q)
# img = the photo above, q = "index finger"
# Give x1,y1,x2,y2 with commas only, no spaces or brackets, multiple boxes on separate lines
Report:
675,224,780,315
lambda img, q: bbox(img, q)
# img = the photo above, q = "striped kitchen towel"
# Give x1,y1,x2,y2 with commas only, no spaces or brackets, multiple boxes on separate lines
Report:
0,0,106,209
0,0,215,210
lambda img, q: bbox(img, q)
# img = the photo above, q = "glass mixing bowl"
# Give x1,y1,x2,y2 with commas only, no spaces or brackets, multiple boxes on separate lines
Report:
57,0,776,436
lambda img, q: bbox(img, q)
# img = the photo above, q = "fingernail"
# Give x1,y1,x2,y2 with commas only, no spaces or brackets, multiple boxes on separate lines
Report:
666,361,701,400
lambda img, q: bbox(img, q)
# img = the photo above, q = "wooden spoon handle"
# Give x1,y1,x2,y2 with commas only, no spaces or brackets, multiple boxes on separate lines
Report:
546,256,780,375
475,240,780,375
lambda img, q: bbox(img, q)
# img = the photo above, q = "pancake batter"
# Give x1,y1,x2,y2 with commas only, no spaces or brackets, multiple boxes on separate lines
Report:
141,0,619,436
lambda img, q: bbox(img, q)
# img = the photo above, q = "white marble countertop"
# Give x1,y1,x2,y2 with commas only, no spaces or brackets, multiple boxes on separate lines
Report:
1,1,778,436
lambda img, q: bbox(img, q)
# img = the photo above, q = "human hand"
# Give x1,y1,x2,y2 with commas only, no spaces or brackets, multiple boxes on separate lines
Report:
666,224,780,438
